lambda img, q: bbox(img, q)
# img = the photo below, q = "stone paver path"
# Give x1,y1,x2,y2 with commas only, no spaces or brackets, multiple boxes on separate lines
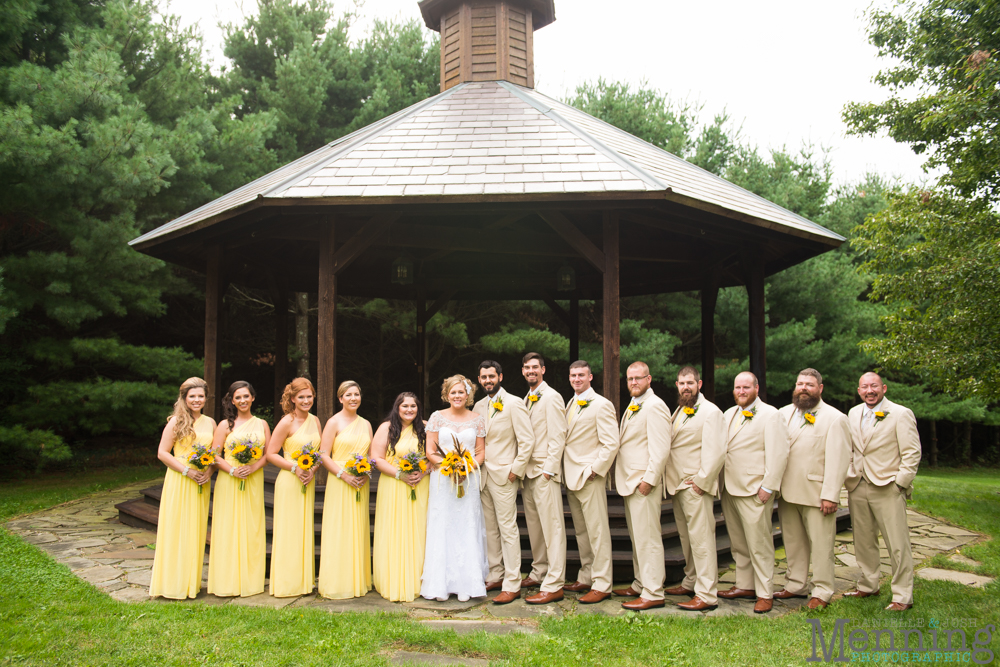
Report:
4,481,992,625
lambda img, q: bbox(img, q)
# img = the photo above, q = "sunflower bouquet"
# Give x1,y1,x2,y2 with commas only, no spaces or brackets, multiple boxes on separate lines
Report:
439,434,478,499
290,443,323,494
229,436,264,491
397,450,428,500
343,453,375,502
187,443,216,494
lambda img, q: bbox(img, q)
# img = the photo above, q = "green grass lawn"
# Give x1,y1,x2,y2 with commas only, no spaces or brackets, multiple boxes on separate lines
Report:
1,466,997,666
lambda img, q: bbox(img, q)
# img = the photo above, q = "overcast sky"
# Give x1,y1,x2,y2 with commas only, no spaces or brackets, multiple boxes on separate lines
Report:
168,0,933,189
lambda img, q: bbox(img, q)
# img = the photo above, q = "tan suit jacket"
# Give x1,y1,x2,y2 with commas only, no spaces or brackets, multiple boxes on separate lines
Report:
473,386,534,488
722,399,789,497
562,391,620,492
778,399,851,507
845,398,921,492
664,394,726,497
615,390,671,496
523,381,567,481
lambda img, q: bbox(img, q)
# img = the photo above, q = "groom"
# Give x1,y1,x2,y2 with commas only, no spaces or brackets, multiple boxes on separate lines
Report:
473,360,534,605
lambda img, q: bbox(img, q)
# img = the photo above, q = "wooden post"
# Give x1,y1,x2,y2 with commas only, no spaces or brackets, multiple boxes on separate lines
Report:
273,284,289,418
569,297,579,363
700,277,719,401
602,212,620,415
742,252,767,401
416,292,428,418
204,244,224,419
317,222,336,425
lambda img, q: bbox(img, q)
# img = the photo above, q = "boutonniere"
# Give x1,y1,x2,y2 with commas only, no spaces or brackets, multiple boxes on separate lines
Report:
740,406,756,424
576,398,592,414
528,392,541,410
627,402,642,420
490,396,504,418
682,404,700,423
801,411,817,427
874,410,888,422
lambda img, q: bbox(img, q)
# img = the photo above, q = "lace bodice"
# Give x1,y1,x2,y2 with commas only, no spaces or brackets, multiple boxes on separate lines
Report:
427,411,485,453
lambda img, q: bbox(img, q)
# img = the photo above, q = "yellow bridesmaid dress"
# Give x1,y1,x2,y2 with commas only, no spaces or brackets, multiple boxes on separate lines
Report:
269,413,321,597
372,425,430,602
318,417,374,599
207,416,267,597
149,415,215,599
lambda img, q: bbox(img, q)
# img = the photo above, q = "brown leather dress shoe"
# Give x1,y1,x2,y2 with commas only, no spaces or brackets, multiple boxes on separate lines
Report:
621,597,665,611
843,589,876,598
613,586,641,597
578,590,612,604
677,596,717,611
885,602,913,611
664,585,696,597
563,581,590,593
492,590,520,605
521,577,542,588
485,581,503,592
525,589,564,605
717,587,756,599
753,598,773,614
773,589,808,600
806,597,829,610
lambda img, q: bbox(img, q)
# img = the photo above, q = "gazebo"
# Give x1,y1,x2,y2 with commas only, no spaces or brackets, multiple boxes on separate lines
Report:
122,0,847,580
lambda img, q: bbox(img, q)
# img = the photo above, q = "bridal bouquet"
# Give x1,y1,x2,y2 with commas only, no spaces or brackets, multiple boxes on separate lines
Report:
187,443,216,494
290,443,323,493
343,453,375,502
439,434,478,499
397,451,428,501
229,436,264,491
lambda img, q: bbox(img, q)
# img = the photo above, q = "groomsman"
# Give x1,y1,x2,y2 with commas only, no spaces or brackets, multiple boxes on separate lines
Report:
613,361,672,610
718,371,789,614
561,360,621,604
665,365,726,611
844,372,921,611
519,353,570,606
473,360,534,605
774,368,851,610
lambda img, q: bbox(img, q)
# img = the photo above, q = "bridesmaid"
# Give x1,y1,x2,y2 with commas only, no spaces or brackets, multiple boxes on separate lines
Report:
207,381,270,597
371,392,431,602
266,377,321,597
317,381,374,599
150,377,217,599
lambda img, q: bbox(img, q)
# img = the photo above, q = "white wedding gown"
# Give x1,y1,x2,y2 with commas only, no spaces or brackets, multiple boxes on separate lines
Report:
420,412,489,601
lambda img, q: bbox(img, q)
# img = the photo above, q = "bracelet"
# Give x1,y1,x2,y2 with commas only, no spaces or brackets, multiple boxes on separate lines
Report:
337,469,344,479
228,467,236,477
395,469,401,480
182,465,190,477
291,463,298,474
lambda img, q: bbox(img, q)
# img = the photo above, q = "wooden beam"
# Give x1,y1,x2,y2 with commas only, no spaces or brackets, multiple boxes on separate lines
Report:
203,244,225,419
541,294,570,327
569,297,579,362
742,251,767,401
700,276,720,402
602,212,621,415
330,214,399,274
426,290,457,320
540,211,605,272
416,292,428,418
317,221,337,428
269,276,289,418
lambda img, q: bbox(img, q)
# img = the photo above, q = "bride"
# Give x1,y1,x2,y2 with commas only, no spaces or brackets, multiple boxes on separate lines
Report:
420,375,488,601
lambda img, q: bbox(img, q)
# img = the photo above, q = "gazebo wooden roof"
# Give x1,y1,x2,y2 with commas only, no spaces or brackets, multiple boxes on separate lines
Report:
130,0,843,422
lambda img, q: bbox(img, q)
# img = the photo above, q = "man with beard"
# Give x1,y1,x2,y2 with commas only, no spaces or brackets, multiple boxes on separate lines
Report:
664,365,726,611
561,360,620,604
612,361,672,610
473,360,534,605
520,352,569,606
718,371,789,614
774,368,851,610
843,372,921,611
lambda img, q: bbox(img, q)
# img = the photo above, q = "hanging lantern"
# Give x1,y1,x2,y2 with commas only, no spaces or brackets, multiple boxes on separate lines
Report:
391,256,414,285
556,264,576,292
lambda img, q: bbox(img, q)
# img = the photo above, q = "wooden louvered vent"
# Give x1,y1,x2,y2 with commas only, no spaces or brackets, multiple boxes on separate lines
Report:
419,0,556,91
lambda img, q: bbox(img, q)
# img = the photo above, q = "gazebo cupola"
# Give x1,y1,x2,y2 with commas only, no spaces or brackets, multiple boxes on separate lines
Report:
418,0,556,90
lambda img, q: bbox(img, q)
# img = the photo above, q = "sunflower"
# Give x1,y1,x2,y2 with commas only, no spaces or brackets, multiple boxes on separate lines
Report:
741,410,754,419
440,465,453,476
576,399,588,407
399,460,413,472
683,407,695,415
418,459,428,472
528,394,539,403
356,460,371,473
232,444,247,455
628,404,640,413
297,454,314,468
251,446,263,459
199,453,214,467
804,412,816,424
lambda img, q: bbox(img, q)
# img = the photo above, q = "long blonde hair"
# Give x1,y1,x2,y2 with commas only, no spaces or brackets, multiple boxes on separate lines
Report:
170,377,208,442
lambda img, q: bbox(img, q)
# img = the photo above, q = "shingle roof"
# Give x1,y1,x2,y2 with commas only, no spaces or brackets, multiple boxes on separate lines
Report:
131,81,843,247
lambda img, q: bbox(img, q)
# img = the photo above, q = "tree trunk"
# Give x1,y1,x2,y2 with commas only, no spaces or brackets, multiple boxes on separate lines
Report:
929,420,938,467
295,292,310,378
962,420,973,466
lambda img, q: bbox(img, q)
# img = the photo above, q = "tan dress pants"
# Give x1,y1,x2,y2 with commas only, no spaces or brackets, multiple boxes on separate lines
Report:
673,487,718,604
624,487,665,600
777,499,836,602
481,474,522,592
522,474,567,592
567,475,613,593
849,478,914,605
721,490,776,598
